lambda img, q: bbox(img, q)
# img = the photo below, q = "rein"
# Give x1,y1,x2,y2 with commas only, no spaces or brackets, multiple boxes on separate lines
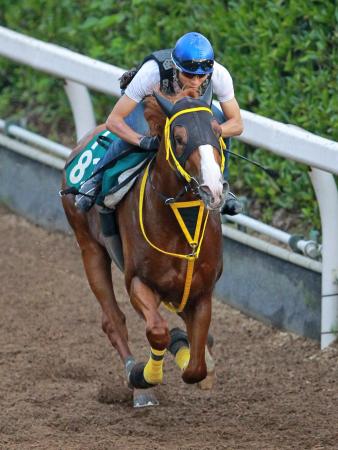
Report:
138,105,223,313
148,158,201,205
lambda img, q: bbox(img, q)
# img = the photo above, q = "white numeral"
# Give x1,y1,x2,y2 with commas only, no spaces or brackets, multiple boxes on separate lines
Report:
69,150,93,184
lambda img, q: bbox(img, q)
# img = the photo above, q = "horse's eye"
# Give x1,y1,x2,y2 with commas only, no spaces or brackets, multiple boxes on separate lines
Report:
175,136,184,145
173,126,187,153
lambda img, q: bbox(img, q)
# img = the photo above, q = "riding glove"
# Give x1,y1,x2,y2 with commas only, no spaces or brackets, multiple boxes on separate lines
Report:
139,135,160,151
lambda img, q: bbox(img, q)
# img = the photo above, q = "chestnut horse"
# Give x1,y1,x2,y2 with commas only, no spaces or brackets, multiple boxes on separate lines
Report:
61,85,227,407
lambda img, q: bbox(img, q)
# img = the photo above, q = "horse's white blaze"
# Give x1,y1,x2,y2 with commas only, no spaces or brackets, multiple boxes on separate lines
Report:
199,145,223,201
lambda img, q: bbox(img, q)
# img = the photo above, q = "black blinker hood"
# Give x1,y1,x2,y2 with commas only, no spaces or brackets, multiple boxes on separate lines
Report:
170,97,221,166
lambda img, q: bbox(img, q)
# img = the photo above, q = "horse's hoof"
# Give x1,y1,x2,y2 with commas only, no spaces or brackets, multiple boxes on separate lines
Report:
198,369,216,390
133,388,159,408
207,332,214,349
198,344,216,390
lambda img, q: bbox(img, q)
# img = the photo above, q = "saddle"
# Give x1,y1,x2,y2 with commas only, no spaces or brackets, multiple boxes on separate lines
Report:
65,130,153,209
64,131,154,271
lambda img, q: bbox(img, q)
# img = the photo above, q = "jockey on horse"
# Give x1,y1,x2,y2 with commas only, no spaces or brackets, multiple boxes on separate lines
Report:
62,32,244,407
75,32,243,214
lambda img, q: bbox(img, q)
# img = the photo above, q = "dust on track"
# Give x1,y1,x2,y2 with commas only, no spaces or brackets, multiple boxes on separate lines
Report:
0,205,337,450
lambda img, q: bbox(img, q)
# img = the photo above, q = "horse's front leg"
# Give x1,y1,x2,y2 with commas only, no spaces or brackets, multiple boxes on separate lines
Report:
179,293,212,384
128,276,170,387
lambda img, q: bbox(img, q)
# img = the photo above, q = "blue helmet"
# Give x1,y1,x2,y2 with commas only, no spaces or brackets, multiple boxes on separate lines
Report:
172,32,214,75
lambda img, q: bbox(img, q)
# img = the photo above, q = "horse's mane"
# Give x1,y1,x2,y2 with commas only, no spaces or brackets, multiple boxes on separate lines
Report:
143,88,200,137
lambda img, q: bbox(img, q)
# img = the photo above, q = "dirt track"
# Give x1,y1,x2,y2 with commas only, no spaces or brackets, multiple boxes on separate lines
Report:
0,204,337,450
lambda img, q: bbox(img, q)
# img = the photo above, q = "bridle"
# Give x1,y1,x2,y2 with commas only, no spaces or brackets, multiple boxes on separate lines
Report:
163,105,226,184
147,105,226,205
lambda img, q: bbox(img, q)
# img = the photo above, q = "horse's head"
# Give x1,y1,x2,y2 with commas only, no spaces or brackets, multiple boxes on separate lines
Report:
153,85,228,211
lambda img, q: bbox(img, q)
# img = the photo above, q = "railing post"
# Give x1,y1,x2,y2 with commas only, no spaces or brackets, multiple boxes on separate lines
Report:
309,168,338,348
64,80,96,141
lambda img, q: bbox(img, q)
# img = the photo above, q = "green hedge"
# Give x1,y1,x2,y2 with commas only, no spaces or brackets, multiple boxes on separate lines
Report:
1,0,337,232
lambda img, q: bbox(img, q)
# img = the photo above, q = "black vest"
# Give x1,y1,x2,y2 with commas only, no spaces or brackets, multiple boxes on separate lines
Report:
142,49,175,94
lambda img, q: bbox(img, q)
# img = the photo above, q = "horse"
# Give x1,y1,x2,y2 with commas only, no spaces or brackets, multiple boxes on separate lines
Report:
61,84,227,407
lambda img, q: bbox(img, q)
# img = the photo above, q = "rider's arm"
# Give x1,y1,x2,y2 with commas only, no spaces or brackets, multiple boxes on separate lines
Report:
106,60,161,146
212,61,243,138
219,97,243,138
105,94,142,146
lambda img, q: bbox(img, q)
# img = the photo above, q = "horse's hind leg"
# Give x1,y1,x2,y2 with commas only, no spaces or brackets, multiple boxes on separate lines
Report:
168,326,215,390
198,333,216,390
69,212,132,364
82,242,132,359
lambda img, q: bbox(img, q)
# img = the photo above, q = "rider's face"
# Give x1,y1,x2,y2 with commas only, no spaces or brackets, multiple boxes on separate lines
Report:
178,71,208,89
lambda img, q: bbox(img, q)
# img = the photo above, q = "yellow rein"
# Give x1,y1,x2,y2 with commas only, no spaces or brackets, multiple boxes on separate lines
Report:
139,105,225,313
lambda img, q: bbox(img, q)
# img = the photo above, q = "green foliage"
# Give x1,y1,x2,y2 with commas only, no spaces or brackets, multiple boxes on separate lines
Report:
0,0,337,232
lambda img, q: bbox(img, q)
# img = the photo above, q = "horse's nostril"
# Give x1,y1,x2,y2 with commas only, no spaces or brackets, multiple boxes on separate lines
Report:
199,185,214,201
222,181,229,196
200,185,211,195
199,185,219,209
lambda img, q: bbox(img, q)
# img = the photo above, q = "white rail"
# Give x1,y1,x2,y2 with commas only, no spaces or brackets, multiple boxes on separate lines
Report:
0,26,337,348
222,225,322,274
0,26,124,96
0,119,71,159
225,213,321,259
0,133,65,170
237,112,338,174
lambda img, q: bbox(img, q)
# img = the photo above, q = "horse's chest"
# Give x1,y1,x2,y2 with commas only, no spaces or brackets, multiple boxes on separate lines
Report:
142,257,217,301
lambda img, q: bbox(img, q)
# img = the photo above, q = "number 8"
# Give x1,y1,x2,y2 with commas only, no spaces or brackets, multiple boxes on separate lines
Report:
69,150,93,184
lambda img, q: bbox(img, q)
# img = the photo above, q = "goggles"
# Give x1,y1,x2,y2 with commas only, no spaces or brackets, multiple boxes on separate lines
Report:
179,59,214,73
180,72,207,79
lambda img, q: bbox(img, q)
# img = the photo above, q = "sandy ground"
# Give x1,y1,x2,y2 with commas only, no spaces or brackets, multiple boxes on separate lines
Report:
0,204,337,450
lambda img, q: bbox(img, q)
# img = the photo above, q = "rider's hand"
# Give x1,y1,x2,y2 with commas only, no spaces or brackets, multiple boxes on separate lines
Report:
139,135,160,151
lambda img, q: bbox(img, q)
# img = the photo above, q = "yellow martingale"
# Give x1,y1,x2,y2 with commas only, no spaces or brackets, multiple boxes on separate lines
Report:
169,200,205,247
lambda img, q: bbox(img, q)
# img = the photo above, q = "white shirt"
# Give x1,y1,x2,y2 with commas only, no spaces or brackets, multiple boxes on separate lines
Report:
125,60,235,104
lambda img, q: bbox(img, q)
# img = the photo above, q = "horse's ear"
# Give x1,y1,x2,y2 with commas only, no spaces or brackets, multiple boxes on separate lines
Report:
153,91,174,117
200,82,213,107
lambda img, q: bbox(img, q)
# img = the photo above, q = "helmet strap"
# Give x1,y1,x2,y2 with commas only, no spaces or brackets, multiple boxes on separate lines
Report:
174,69,184,90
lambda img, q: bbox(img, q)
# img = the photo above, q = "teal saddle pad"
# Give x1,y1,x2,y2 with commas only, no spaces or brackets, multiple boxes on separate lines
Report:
65,130,151,199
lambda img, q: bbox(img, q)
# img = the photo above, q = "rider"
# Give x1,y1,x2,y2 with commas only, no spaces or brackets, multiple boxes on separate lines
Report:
75,32,244,214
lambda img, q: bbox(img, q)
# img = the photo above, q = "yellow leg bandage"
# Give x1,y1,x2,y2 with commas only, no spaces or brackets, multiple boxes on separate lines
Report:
175,346,190,371
143,348,166,385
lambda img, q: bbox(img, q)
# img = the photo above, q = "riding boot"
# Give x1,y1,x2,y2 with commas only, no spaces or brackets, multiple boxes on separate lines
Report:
99,207,124,271
75,175,102,212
